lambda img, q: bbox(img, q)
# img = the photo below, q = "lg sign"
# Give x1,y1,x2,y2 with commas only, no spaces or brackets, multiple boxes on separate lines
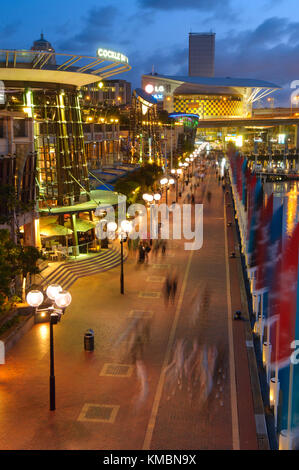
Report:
145,84,164,94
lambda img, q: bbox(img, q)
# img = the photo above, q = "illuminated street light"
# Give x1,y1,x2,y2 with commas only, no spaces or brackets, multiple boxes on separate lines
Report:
154,193,161,201
26,290,44,308
121,219,133,233
46,284,62,301
26,286,72,411
160,177,168,185
55,291,72,309
107,221,117,232
119,220,132,294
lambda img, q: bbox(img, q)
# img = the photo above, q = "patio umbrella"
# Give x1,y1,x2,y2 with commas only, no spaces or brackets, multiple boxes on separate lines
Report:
40,224,73,237
39,215,58,226
65,218,96,232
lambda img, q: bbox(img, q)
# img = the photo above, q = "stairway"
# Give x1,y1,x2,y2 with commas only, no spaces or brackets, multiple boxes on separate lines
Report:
39,247,127,291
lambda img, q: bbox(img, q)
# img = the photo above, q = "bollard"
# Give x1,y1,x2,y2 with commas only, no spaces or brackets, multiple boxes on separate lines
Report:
84,329,94,351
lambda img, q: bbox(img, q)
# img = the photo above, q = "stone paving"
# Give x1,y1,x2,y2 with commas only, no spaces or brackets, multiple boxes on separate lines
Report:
0,167,261,450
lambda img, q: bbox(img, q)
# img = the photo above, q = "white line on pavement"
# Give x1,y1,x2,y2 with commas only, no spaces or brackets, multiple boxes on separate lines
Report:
224,200,240,450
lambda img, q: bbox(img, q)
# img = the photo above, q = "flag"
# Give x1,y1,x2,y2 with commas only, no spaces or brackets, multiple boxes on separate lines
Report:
270,222,299,369
255,193,274,292
247,173,257,239
241,159,248,206
278,254,299,432
247,179,263,268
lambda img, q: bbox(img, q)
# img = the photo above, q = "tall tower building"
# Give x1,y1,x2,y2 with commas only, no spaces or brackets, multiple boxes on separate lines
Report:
188,32,215,77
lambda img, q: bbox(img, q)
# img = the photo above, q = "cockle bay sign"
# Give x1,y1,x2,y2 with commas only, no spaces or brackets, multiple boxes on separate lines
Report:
97,48,129,64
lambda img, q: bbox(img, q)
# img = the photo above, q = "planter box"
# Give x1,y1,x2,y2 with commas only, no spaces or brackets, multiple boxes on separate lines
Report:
0,313,35,355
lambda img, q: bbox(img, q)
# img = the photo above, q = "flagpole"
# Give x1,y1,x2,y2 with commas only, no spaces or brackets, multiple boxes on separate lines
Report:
274,317,280,429
287,362,294,450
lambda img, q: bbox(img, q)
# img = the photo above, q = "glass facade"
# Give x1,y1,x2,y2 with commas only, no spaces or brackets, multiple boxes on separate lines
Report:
3,84,90,207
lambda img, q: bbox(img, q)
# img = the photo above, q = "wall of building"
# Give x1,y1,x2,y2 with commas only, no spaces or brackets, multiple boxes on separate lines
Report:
173,95,243,118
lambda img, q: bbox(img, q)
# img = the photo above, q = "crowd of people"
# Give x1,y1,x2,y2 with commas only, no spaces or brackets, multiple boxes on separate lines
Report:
114,150,227,411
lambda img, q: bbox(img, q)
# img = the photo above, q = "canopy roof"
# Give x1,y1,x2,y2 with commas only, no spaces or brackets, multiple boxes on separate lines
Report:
0,49,131,86
143,73,280,90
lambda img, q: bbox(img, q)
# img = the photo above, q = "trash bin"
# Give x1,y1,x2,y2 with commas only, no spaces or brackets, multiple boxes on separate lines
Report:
84,329,94,351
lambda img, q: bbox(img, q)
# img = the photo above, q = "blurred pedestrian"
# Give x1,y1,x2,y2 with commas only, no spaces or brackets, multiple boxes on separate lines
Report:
153,239,160,257
144,242,151,262
138,243,145,263
161,239,167,256
170,271,178,304
164,273,172,306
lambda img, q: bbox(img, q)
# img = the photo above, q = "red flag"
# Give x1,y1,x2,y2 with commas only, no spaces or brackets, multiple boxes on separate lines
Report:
255,193,274,291
270,222,299,368
247,173,257,239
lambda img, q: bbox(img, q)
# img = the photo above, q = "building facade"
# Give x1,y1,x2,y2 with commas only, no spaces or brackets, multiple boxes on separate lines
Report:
0,46,131,253
188,33,215,78
141,73,280,119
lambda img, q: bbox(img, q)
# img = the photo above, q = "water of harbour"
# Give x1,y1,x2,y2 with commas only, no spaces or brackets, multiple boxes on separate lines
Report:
264,181,299,237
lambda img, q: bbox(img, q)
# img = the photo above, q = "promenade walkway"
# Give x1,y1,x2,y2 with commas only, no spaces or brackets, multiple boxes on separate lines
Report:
0,165,265,450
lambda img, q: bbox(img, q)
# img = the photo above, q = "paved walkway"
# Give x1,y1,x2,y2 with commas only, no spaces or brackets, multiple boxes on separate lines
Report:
0,166,261,450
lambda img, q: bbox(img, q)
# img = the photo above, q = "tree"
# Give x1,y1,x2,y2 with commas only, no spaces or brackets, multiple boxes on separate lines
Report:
0,229,43,312
0,184,35,242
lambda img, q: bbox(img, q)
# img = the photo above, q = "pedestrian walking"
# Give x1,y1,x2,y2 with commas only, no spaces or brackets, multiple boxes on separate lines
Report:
164,273,172,306
144,242,151,262
170,272,178,304
153,239,159,257
161,239,167,256
207,191,212,204
138,243,145,263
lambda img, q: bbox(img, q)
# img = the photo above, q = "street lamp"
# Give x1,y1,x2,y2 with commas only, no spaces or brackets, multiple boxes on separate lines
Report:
26,285,72,411
160,177,169,204
118,220,132,294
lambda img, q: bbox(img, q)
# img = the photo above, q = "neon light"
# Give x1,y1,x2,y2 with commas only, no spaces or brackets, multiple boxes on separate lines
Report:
145,84,154,94
97,48,129,64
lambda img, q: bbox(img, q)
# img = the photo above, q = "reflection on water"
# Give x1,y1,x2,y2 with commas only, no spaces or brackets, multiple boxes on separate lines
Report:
264,181,299,236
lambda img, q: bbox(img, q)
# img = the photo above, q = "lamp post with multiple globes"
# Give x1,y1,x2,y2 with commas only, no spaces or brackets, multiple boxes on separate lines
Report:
26,285,72,411
107,220,133,294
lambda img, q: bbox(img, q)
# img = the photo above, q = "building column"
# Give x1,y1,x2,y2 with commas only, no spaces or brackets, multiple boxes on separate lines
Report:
71,213,79,256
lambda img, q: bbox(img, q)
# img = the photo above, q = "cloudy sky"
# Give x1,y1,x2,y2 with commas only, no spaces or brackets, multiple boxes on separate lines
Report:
1,0,299,105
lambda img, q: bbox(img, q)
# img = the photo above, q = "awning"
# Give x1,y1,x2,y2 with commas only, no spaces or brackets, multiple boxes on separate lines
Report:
40,224,73,237
65,218,96,232
39,215,58,226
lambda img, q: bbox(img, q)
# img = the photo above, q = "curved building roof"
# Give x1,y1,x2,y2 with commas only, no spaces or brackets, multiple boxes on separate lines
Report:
0,49,131,87
144,73,280,90
134,88,157,105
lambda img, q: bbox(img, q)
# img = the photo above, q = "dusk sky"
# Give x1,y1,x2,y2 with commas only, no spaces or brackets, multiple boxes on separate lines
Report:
1,0,299,105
